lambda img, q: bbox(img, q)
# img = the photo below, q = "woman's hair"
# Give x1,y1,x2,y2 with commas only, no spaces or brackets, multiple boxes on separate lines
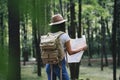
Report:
50,22,65,33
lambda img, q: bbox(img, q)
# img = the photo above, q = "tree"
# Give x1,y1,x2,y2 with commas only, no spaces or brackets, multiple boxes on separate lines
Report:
68,1,80,80
20,0,30,66
32,0,41,76
101,17,108,71
68,0,76,38
112,0,117,80
86,15,92,66
77,0,82,38
59,0,63,16
7,0,20,80
116,0,120,67
0,13,4,47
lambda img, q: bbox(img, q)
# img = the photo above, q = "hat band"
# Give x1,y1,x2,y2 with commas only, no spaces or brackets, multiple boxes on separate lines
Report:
52,18,64,23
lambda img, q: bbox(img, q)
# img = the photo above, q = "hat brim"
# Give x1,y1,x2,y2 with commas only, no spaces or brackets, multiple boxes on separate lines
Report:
49,19,67,26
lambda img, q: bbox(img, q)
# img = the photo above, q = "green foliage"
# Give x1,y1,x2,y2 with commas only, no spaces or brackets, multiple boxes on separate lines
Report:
0,0,116,77
0,0,7,13
0,46,8,80
83,0,98,6
33,0,51,34
20,0,33,17
81,1,112,30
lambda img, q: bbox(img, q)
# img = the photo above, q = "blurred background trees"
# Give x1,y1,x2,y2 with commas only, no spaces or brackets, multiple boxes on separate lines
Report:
0,0,120,80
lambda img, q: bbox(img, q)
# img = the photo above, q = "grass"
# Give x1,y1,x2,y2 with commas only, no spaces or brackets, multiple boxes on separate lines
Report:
21,65,46,80
80,66,115,80
21,60,120,80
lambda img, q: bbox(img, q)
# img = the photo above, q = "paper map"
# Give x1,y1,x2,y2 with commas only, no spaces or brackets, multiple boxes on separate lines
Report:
66,35,86,63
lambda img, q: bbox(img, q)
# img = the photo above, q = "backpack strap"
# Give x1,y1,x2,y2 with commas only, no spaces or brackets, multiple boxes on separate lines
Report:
47,31,64,38
55,31,65,39
65,49,69,67
50,64,53,80
58,61,62,80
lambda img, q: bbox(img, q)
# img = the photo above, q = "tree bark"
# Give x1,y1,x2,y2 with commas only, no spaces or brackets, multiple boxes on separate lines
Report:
32,0,41,76
69,0,76,38
77,0,82,38
112,0,117,80
101,17,108,71
116,1,120,67
8,0,20,80
59,0,63,16
0,13,4,46
86,17,92,66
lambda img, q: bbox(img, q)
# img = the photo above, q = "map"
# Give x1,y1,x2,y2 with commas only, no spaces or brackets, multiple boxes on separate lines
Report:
66,35,87,63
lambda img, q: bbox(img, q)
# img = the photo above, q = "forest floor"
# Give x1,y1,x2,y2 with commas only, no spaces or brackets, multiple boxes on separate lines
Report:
21,58,120,80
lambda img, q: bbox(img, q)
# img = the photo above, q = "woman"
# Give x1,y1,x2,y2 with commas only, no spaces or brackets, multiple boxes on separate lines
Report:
46,14,87,80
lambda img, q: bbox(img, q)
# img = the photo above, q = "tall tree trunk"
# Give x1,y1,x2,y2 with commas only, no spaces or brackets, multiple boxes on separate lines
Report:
117,27,120,67
22,23,28,65
101,17,108,71
68,1,80,80
76,0,82,78
112,0,117,80
105,19,112,56
0,13,4,46
0,13,4,60
105,19,111,39
0,10,6,79
77,0,82,38
8,0,20,80
34,31,41,76
69,0,76,38
36,0,41,76
103,22,108,67
32,0,41,76
95,28,100,57
116,1,120,67
86,17,92,66
101,18,104,71
117,42,120,66
59,0,63,16
32,20,36,58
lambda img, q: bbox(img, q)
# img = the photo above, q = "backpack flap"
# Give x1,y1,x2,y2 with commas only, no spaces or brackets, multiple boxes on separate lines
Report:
40,35,57,49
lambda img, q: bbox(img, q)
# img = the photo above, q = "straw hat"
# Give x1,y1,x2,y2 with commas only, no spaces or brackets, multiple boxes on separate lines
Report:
49,14,67,26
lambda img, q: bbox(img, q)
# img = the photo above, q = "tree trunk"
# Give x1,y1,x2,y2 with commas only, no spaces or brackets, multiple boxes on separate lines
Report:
101,17,108,71
105,19,112,56
68,1,80,79
116,2,120,67
21,20,28,65
32,0,41,76
0,13,4,58
86,17,92,66
112,0,117,80
0,13,4,46
101,18,104,71
117,25,120,66
69,0,76,38
59,0,63,16
77,0,82,38
0,9,6,79
34,32,41,76
8,0,20,80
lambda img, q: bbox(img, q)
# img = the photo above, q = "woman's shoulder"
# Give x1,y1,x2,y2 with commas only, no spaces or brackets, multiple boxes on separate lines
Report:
60,33,70,41
61,33,69,37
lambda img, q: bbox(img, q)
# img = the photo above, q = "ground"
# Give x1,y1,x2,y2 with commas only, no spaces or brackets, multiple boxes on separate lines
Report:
21,58,120,80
